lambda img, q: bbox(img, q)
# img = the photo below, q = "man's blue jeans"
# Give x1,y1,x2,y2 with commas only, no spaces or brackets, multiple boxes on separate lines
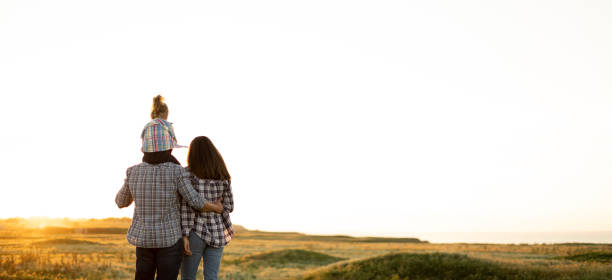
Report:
181,232,224,280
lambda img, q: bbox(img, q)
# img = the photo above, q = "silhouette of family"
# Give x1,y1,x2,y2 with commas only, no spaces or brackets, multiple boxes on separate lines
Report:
116,95,234,280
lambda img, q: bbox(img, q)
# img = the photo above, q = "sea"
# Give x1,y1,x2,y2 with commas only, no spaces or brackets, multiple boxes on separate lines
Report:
408,231,612,244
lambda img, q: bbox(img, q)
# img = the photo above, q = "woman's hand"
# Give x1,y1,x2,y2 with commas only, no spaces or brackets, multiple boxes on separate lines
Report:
183,236,192,256
203,197,223,213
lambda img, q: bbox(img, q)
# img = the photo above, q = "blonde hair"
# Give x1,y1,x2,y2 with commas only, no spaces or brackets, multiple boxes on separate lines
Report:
151,95,169,119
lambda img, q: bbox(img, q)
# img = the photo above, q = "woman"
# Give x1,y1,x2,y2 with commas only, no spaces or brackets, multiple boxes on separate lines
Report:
115,97,224,280
180,136,234,280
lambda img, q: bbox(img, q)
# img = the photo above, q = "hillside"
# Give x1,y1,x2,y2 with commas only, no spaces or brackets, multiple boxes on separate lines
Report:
1,218,611,279
301,252,611,280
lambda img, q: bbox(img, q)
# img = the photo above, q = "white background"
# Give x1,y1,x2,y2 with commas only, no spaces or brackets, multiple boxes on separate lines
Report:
1,0,611,239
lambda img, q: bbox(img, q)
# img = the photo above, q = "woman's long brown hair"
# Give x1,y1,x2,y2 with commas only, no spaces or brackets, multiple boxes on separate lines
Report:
187,136,231,180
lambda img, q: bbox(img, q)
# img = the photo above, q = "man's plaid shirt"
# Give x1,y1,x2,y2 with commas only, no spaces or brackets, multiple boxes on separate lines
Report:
115,162,207,248
181,174,234,248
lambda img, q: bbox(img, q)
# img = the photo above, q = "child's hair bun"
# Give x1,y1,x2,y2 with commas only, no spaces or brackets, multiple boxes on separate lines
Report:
153,95,164,106
151,94,169,119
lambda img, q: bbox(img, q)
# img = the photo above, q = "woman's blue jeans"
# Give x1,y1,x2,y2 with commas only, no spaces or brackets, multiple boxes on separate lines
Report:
181,232,224,280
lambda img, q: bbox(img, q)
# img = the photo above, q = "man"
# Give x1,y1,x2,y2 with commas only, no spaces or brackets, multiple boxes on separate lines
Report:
116,118,222,280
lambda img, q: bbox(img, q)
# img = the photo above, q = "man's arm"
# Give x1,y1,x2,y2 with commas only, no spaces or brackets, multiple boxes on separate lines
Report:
176,167,223,213
115,169,133,208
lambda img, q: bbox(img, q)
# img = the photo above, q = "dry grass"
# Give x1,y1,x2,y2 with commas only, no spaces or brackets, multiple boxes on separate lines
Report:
1,218,611,279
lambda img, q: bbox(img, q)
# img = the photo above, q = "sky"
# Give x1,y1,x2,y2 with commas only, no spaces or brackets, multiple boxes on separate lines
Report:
0,0,611,239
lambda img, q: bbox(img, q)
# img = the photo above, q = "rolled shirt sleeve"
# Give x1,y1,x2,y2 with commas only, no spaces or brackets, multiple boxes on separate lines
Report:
115,168,134,208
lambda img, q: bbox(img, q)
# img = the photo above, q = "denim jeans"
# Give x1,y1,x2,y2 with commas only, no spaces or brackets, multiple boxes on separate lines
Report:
181,232,224,280
135,238,183,280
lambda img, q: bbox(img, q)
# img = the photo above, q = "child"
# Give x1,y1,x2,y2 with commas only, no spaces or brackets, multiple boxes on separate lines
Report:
141,95,180,164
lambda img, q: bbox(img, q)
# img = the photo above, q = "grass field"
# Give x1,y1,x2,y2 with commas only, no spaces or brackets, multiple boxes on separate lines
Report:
1,218,611,279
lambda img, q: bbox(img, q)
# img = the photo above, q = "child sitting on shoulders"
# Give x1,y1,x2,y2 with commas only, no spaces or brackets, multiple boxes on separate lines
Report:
141,95,180,164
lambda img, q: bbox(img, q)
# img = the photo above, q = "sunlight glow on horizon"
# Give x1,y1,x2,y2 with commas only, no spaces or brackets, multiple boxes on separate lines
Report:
1,0,611,237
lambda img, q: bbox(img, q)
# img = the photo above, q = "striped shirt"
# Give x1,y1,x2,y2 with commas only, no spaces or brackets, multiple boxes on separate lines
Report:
115,162,207,248
140,118,177,152
181,174,234,248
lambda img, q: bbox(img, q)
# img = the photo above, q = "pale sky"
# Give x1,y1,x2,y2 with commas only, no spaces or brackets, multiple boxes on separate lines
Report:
1,0,611,238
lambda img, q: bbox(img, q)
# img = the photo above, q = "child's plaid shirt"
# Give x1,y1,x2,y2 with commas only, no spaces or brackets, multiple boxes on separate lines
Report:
140,118,177,152
180,173,234,248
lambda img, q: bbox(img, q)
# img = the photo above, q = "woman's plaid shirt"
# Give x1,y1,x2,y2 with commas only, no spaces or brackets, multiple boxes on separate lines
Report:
181,174,234,248
115,162,207,248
